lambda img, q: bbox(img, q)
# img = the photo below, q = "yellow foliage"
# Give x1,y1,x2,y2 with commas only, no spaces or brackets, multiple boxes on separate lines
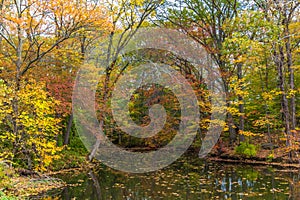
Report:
287,89,298,98
238,130,263,137
226,106,239,115
0,79,62,171
261,90,282,101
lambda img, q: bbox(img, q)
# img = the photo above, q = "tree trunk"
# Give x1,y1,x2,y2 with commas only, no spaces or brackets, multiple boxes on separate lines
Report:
87,71,110,161
264,59,272,142
63,113,73,145
12,15,23,161
0,0,3,52
88,120,104,161
285,26,296,131
228,108,236,144
221,76,237,144
276,45,291,146
237,63,245,142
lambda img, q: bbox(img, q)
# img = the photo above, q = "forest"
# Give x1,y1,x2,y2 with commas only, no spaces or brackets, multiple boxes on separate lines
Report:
0,0,300,199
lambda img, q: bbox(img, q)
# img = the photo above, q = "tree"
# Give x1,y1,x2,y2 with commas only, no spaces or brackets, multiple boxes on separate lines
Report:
0,79,62,171
81,0,162,161
165,0,240,143
222,10,276,142
253,0,300,147
0,0,108,169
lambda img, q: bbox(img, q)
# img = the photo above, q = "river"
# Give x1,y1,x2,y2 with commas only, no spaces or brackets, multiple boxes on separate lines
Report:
33,154,300,200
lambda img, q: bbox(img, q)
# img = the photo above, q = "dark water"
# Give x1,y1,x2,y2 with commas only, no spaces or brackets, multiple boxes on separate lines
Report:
37,155,300,200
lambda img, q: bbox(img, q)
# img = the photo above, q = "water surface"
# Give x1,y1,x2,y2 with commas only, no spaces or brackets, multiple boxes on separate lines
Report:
38,155,300,200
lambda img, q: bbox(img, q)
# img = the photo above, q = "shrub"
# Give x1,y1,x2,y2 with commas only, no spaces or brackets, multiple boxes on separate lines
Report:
0,162,15,192
235,142,257,157
0,191,17,200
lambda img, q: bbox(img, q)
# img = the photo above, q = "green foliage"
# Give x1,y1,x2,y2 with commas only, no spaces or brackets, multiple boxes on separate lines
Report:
50,148,87,171
235,142,257,158
50,130,88,171
267,152,275,162
0,162,15,193
0,191,17,200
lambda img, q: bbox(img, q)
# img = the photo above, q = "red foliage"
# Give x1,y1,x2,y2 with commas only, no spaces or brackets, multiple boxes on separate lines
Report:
41,73,75,116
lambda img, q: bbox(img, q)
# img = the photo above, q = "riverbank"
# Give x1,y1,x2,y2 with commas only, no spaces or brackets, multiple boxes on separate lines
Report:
206,142,300,171
0,161,68,199
0,147,89,199
5,176,65,198
208,157,300,170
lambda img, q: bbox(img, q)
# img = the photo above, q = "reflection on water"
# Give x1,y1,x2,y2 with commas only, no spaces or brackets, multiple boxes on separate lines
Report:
38,155,300,200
